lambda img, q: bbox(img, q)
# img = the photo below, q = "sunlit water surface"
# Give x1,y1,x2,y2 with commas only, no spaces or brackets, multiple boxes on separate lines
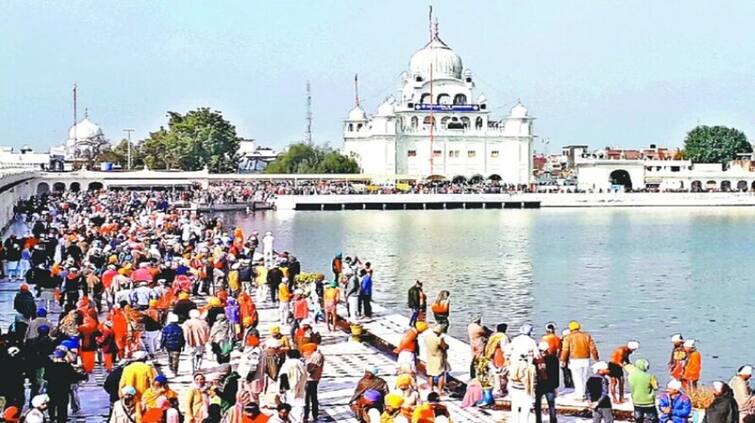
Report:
221,207,755,381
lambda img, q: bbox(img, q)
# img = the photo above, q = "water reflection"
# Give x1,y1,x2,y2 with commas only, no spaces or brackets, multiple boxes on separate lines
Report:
221,207,755,380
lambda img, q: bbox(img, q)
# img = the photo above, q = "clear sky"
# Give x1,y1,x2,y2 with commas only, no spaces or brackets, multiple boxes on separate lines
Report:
2,1,754,153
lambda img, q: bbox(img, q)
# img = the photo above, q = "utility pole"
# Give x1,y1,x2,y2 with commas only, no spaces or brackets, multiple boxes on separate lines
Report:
72,83,78,146
123,128,135,170
305,81,313,145
354,74,360,107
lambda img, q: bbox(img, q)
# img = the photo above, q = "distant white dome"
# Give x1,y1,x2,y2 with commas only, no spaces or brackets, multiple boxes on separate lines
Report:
409,34,463,80
510,103,528,118
376,97,396,116
68,118,103,142
348,106,367,121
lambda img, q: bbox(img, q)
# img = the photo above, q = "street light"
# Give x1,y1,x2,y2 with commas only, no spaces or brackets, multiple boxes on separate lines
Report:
123,128,135,171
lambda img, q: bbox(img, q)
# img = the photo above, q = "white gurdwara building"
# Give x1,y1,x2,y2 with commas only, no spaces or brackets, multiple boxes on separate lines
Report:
343,26,534,184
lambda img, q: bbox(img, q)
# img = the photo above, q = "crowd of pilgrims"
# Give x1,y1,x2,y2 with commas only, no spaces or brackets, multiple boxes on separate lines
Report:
1,189,753,423
0,191,330,423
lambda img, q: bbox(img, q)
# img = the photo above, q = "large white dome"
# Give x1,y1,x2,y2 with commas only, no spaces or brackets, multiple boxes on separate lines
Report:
347,106,367,121
510,103,529,118
68,117,103,141
376,97,396,116
409,34,463,80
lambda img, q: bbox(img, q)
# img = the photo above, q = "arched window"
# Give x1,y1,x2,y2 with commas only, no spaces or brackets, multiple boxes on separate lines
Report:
453,94,467,105
423,116,435,126
475,117,483,129
437,93,450,105
420,93,432,104
348,123,354,132
411,116,419,128
440,116,451,127
461,117,470,128
356,123,363,131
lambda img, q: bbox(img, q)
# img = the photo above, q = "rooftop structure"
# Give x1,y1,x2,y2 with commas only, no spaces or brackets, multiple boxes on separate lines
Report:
342,16,534,184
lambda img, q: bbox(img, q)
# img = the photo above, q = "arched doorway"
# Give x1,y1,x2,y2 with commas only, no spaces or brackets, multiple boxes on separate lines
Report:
52,182,65,192
488,174,502,182
609,170,633,191
721,181,732,192
88,181,104,191
469,174,485,184
70,182,81,192
737,181,748,192
691,181,702,192
705,180,717,191
36,182,50,195
451,175,467,184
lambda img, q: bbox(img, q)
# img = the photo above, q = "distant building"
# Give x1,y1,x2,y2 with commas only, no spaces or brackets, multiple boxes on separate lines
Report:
65,114,110,160
0,146,63,171
561,145,588,170
342,22,534,184
48,112,111,170
576,149,755,192
238,139,278,172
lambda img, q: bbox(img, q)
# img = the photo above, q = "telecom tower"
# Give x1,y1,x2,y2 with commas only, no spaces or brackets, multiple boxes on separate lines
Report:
305,81,313,145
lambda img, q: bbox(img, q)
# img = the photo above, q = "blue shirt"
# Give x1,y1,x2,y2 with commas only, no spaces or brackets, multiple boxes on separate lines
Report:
360,274,372,296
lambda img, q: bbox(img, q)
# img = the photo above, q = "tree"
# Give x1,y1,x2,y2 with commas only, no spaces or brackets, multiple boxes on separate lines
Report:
139,108,241,172
264,143,360,174
96,138,143,169
683,125,751,165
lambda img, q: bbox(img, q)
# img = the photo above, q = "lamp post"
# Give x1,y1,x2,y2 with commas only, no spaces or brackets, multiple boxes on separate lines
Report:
123,128,135,171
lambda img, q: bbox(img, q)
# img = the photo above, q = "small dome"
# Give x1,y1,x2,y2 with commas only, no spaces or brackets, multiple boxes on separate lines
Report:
347,106,367,121
376,97,396,116
477,93,487,104
68,117,103,141
510,103,528,118
409,34,463,80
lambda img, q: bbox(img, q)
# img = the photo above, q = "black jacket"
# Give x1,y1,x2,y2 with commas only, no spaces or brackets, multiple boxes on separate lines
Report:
408,286,422,309
104,364,126,402
536,354,560,393
702,390,739,423
45,361,87,395
14,291,37,320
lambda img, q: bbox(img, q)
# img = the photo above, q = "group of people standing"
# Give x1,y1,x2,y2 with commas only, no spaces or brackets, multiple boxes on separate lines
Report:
460,317,754,423
0,190,328,422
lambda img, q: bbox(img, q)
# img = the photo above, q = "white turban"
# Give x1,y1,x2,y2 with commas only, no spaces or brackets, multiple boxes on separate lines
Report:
627,341,640,350
712,381,724,393
31,394,49,408
738,365,753,376
671,334,683,343
683,339,696,349
592,361,608,373
667,379,682,390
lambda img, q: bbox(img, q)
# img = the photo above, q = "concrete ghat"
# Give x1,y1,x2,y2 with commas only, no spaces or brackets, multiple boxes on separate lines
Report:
339,302,635,419
0,281,503,422
274,192,755,210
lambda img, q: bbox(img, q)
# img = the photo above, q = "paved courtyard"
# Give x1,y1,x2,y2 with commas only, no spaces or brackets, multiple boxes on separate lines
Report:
0,280,506,422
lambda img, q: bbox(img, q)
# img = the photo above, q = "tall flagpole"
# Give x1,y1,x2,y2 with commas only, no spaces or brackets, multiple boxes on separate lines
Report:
354,74,361,108
73,83,78,146
428,6,434,176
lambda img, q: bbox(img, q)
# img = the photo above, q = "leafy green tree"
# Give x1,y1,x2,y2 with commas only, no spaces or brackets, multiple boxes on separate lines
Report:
139,108,241,172
264,143,360,174
319,151,360,173
684,125,751,164
96,138,143,169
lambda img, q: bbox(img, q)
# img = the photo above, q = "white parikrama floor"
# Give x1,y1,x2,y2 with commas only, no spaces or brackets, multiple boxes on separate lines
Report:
0,281,506,422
